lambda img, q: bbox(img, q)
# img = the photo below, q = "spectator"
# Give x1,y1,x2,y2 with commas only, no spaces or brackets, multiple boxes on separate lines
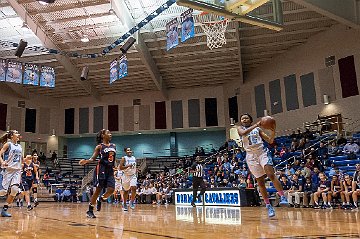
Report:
342,174,354,209
43,172,50,187
55,188,63,202
313,172,330,209
352,164,360,209
311,167,320,187
343,139,359,159
303,177,314,208
328,141,339,156
275,175,291,207
61,187,71,202
328,175,343,208
288,174,304,208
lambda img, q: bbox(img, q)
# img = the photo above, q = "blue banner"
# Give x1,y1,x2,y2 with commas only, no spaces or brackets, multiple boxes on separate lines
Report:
40,66,55,88
6,61,22,84
166,18,179,51
181,9,195,43
110,59,118,84
0,59,6,82
23,63,39,86
118,55,128,80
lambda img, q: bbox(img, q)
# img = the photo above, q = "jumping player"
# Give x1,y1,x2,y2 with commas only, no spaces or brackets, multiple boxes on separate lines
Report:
79,129,116,218
0,130,23,217
237,114,288,217
21,155,39,211
31,152,40,207
119,147,137,211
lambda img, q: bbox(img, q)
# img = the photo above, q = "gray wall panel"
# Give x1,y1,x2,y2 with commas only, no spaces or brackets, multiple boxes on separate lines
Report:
10,107,22,131
139,105,150,130
39,107,50,134
269,79,283,114
171,100,183,129
188,99,200,127
255,84,266,118
123,106,134,132
79,108,89,134
300,72,317,107
284,74,299,111
318,67,336,103
93,106,103,133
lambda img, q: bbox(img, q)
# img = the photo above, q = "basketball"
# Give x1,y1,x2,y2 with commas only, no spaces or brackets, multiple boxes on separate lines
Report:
260,116,276,129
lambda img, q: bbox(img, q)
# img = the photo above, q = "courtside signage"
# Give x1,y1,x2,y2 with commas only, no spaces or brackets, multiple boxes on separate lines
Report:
175,189,240,206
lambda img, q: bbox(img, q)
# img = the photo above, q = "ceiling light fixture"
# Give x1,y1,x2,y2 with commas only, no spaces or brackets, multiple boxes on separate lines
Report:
80,35,89,42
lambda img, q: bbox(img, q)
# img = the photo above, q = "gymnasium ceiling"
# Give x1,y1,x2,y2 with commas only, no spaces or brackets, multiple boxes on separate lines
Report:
0,0,356,99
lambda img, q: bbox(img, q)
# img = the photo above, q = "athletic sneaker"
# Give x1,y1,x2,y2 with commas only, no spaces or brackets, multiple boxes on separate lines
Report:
34,200,39,207
96,197,103,211
313,204,320,209
279,196,289,206
16,201,20,207
86,210,96,218
130,202,135,210
1,209,11,217
123,203,128,212
266,204,275,218
27,205,33,211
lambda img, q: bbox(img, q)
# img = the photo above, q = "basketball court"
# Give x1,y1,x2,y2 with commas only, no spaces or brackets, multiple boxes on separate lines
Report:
0,203,359,239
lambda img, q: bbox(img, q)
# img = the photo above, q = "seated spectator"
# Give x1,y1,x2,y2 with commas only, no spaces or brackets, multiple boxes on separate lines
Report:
61,187,71,202
285,164,295,177
342,174,354,209
275,175,291,206
343,139,359,159
352,164,360,209
311,167,320,186
290,139,299,152
328,141,340,156
288,174,304,208
303,177,315,208
54,188,63,202
43,172,50,187
317,142,329,165
238,176,247,189
313,172,331,209
328,175,343,208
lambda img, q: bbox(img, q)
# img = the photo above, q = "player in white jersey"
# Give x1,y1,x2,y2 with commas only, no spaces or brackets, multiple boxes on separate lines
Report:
114,168,124,204
119,147,137,211
237,114,288,218
0,130,23,217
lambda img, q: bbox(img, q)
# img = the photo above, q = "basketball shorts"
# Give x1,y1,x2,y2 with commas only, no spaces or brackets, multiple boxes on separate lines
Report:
115,182,122,191
93,165,115,189
246,150,273,179
21,179,34,191
121,174,137,191
0,169,21,192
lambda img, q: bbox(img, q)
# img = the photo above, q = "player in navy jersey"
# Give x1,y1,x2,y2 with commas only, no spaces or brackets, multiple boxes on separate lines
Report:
79,129,117,218
21,155,39,211
0,130,23,217
31,152,40,207
237,114,288,218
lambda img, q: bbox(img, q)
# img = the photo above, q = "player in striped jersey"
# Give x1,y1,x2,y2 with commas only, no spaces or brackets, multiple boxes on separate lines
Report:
0,130,23,217
237,114,288,218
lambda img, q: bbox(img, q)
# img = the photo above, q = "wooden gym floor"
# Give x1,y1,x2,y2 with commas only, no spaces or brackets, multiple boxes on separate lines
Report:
0,203,359,239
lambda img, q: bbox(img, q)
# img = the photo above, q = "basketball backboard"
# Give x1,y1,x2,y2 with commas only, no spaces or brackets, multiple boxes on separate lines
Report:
176,0,283,31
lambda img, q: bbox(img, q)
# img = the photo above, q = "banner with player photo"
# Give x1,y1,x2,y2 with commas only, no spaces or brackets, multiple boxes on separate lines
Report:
118,55,128,80
6,61,22,84
181,9,194,43
0,59,6,82
166,18,179,51
40,66,55,88
110,59,118,84
23,63,39,86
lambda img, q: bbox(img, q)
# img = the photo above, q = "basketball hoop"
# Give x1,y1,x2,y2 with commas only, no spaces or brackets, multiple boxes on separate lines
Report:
199,13,229,50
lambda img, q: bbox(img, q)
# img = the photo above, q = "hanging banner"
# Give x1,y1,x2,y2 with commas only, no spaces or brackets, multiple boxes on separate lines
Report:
118,55,128,80
0,59,6,82
6,61,22,84
166,18,179,51
110,59,118,84
40,66,55,88
181,9,194,43
23,63,39,86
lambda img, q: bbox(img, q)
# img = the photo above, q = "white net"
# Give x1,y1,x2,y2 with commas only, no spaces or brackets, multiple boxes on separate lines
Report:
200,17,229,50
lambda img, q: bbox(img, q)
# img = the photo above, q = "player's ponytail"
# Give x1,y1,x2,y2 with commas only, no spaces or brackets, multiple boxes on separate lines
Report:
96,129,106,145
0,130,14,144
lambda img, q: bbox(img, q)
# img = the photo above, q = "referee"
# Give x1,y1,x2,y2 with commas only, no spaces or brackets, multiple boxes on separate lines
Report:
191,156,206,207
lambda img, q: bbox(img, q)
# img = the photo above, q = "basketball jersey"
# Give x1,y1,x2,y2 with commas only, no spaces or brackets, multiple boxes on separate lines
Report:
115,170,123,183
123,155,136,176
332,180,341,191
22,162,35,180
241,126,266,153
99,143,116,167
344,181,352,190
3,142,22,170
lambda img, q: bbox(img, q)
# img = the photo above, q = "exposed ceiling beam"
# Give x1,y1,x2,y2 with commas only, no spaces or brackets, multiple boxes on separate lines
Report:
7,0,101,101
291,0,360,29
112,0,167,99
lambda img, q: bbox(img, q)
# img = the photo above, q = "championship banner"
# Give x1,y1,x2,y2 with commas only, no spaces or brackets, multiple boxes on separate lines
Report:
0,59,6,82
118,55,128,80
23,63,39,86
181,9,194,43
40,66,55,88
166,18,179,51
6,61,22,84
110,59,118,84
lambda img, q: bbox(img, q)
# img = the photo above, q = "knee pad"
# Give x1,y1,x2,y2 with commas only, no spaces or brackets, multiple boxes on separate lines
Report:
10,185,20,197
0,189,7,196
32,187,38,194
